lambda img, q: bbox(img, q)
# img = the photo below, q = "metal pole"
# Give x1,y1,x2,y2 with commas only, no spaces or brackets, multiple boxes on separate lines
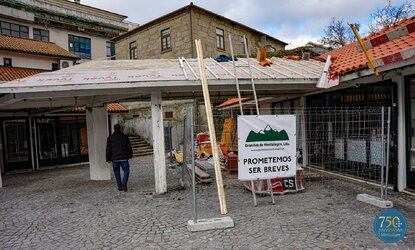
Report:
169,121,173,164
181,115,187,187
385,107,391,200
380,107,385,200
228,34,244,115
243,35,259,115
190,107,197,223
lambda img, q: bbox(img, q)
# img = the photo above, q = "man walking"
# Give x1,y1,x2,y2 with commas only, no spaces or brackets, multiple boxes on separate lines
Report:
106,124,133,192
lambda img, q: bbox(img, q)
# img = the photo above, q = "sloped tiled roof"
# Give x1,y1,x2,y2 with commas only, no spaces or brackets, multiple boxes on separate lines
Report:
216,98,251,109
319,16,415,76
67,103,128,113
0,67,44,82
0,35,77,59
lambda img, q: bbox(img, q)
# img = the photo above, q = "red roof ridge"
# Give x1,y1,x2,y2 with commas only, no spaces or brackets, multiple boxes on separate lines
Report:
0,34,57,44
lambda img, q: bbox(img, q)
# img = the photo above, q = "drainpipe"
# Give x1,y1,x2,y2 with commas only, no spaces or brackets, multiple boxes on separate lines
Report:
189,8,194,58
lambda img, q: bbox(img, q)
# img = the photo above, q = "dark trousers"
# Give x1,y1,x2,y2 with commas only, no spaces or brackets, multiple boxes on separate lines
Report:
112,160,129,188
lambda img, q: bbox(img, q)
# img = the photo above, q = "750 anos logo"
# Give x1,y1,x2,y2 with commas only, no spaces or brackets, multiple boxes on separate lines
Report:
374,209,407,243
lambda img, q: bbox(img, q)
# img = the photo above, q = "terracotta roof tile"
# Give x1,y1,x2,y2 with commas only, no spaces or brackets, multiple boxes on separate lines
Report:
216,98,251,109
0,35,77,59
319,16,415,76
0,67,44,82
68,103,128,113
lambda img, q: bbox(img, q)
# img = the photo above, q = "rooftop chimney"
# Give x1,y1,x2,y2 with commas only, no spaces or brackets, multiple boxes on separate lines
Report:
74,0,80,4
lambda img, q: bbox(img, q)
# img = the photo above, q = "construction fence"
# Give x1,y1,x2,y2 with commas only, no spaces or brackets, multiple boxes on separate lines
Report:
178,106,393,221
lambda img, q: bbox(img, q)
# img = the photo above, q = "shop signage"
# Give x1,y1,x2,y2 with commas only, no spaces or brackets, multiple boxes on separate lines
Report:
238,115,296,181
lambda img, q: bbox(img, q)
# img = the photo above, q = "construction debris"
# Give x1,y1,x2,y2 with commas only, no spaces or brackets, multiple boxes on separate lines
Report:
188,164,212,184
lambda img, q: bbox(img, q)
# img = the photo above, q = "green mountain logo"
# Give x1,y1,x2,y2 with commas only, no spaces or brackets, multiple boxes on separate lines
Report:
246,125,289,142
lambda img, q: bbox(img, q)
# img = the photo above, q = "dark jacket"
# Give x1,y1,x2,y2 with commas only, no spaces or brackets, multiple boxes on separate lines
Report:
106,131,133,162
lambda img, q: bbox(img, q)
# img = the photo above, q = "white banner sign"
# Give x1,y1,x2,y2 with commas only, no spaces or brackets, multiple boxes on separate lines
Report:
238,115,297,181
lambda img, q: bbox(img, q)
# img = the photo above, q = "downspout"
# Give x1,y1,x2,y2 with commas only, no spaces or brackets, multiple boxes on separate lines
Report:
189,8,194,58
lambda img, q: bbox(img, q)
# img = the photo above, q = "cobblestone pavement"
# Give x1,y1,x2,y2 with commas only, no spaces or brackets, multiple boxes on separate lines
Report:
0,155,414,249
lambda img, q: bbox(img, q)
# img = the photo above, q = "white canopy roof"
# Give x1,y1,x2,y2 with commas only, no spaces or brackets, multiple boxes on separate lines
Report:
0,57,324,111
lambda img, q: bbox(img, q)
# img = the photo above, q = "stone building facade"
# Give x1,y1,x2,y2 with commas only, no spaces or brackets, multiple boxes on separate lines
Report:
113,3,287,59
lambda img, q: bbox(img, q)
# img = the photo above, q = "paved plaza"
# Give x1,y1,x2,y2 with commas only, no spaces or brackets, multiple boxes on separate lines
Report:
0,155,414,249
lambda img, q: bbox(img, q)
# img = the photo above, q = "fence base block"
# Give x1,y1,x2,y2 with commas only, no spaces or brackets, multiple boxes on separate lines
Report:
356,194,393,208
187,216,234,232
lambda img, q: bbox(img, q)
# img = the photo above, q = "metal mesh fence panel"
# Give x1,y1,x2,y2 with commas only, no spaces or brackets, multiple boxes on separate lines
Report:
180,106,393,220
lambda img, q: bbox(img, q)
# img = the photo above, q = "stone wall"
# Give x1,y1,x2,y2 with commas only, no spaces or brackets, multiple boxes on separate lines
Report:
114,100,196,150
115,11,193,60
190,8,285,58
115,8,286,60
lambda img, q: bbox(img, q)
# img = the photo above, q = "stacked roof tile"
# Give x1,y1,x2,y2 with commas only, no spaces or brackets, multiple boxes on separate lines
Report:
216,98,251,109
0,67,44,82
0,34,77,59
67,103,128,113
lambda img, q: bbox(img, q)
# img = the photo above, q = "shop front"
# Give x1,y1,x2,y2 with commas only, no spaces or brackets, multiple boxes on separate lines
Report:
405,75,415,189
304,82,398,186
35,116,89,168
1,118,31,172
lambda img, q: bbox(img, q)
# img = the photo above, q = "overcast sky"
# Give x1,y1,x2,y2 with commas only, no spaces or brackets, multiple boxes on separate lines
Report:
83,0,408,48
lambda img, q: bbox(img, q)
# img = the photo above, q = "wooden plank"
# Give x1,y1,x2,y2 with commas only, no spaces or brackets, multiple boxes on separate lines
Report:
195,166,210,179
195,39,228,215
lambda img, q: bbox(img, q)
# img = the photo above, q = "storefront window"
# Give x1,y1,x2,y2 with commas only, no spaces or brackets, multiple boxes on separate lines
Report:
3,120,29,163
59,117,80,157
37,119,57,160
407,78,415,188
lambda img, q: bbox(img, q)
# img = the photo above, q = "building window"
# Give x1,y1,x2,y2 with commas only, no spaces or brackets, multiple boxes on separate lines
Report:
216,28,225,50
33,28,49,41
164,111,174,119
0,21,28,38
3,58,12,66
240,36,248,54
106,42,115,60
129,41,137,60
161,28,171,51
52,63,59,71
68,35,91,59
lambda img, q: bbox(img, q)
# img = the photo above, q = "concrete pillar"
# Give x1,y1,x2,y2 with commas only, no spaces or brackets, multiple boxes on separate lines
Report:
86,105,111,180
395,75,407,191
151,91,167,194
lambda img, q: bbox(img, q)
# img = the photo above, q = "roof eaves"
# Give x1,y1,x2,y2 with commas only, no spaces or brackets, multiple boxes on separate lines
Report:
112,5,191,42
0,47,78,60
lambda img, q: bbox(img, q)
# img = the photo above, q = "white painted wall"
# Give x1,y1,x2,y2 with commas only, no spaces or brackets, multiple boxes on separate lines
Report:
0,51,59,70
0,17,111,60
50,29,109,60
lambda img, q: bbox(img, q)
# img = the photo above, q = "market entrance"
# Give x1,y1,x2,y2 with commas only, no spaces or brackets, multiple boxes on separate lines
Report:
1,119,31,172
406,76,415,189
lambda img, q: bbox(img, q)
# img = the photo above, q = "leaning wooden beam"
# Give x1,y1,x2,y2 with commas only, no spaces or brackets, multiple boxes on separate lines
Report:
210,58,235,77
182,57,200,80
350,23,379,77
178,57,189,80
246,58,276,78
205,63,220,79
195,39,228,215
272,58,310,78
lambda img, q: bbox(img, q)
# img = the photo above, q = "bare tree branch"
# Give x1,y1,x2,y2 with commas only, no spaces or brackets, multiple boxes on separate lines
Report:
369,0,414,32
320,18,357,48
